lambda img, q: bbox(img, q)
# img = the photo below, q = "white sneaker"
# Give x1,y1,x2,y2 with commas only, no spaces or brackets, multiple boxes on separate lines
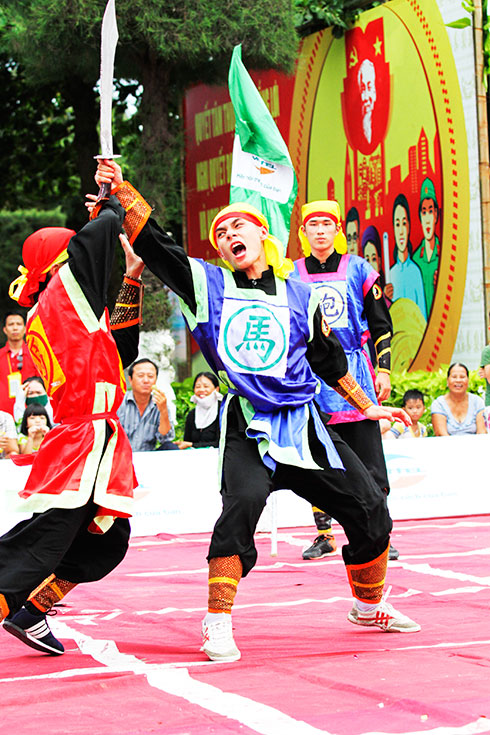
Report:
348,600,421,633
201,613,241,662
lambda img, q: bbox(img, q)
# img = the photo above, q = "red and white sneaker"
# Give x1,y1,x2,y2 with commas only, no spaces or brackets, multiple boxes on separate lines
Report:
348,600,421,633
201,613,241,662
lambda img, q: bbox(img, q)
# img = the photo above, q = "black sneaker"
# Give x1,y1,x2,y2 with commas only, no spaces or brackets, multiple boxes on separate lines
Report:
302,532,337,560
389,544,400,561
3,606,64,655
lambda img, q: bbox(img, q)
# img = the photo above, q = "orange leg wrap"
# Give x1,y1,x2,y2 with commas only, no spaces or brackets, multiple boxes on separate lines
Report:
345,543,389,605
0,593,9,622
208,555,243,613
28,574,77,613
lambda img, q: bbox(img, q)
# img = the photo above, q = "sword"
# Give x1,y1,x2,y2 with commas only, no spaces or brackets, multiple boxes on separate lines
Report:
94,0,120,202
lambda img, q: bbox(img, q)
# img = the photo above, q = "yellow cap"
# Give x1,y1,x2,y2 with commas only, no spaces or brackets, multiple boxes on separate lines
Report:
209,202,294,279
298,200,347,256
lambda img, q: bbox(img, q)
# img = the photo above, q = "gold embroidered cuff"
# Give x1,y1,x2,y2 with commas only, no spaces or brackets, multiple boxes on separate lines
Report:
335,372,374,412
110,275,144,329
113,181,152,244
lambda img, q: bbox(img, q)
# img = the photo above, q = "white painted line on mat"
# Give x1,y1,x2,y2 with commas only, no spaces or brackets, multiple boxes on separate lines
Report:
50,622,335,735
395,561,490,586
362,718,490,735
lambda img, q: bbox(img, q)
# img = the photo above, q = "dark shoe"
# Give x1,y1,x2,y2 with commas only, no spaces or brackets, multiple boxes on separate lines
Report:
3,606,64,655
389,544,400,561
302,533,337,560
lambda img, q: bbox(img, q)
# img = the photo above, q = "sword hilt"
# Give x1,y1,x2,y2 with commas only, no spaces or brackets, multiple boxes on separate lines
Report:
93,153,121,205
96,181,111,203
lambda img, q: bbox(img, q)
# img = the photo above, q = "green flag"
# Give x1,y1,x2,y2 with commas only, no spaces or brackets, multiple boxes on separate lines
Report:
228,44,297,253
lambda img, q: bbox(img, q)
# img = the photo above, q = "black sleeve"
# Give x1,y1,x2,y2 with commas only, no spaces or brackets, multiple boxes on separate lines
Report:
67,197,125,319
183,410,195,443
112,325,139,369
305,306,349,386
133,218,198,314
364,281,392,371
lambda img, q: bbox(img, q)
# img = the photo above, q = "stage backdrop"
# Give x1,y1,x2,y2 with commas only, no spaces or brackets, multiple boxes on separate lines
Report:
183,0,485,372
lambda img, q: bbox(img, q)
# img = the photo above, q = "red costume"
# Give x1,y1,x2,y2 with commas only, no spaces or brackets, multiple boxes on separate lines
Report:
0,342,38,416
20,265,136,531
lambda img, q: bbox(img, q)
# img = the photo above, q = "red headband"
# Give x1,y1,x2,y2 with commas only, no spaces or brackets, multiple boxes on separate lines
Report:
212,211,264,241
303,211,339,227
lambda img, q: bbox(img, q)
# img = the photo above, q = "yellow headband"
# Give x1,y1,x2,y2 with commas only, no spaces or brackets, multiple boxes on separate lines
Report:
298,200,347,256
209,203,294,279
9,249,69,305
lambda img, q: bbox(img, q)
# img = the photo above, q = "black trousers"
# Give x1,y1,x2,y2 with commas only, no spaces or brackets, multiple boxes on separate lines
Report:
333,420,390,493
0,501,130,616
208,407,392,577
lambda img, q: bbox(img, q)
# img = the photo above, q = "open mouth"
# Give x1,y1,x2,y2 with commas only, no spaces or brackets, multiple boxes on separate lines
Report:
231,242,246,256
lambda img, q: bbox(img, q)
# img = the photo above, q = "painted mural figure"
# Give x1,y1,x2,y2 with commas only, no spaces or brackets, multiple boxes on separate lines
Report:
345,207,360,255
385,194,427,320
358,59,377,146
362,225,387,296
412,178,440,315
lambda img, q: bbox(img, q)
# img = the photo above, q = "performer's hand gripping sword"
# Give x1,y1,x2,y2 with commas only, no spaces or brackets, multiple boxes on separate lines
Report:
94,0,120,203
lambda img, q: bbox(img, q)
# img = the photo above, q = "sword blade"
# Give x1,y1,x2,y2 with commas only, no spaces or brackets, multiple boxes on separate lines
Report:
98,0,119,158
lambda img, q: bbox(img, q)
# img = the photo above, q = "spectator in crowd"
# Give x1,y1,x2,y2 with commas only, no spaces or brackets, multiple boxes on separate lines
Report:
118,358,176,451
18,403,52,455
175,372,223,449
385,389,428,439
0,410,19,459
0,312,39,416
13,376,54,427
431,363,486,436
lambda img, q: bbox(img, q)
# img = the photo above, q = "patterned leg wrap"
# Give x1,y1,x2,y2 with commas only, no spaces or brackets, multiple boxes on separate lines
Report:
0,593,9,621
208,556,243,614
312,507,332,532
345,543,389,605
28,574,77,613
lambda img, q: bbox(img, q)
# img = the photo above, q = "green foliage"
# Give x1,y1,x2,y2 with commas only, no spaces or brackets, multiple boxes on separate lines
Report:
0,54,79,213
141,286,173,333
0,207,66,319
171,376,196,441
294,0,385,37
386,368,485,436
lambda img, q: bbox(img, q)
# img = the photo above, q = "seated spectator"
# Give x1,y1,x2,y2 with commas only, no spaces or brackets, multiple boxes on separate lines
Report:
175,372,223,449
118,358,176,451
431,363,486,436
0,409,19,458
13,376,54,427
386,389,428,439
18,403,52,455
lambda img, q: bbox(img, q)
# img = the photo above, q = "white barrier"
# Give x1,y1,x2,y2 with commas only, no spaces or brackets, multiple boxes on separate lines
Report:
1,435,489,538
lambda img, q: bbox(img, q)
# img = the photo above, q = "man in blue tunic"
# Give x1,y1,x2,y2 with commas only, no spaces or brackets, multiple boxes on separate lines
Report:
293,200,398,560
96,161,421,663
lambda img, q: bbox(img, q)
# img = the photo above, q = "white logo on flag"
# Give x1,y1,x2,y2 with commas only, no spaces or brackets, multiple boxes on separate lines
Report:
230,135,294,204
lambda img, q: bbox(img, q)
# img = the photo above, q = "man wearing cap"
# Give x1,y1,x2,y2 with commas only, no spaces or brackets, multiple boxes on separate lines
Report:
293,200,395,560
412,178,440,315
96,160,421,663
0,187,150,656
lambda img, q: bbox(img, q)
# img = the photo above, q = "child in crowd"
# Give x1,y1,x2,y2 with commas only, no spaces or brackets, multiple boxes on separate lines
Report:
386,389,427,439
18,403,52,455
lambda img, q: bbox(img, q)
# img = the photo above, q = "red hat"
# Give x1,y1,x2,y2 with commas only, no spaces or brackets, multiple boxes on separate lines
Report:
9,227,75,308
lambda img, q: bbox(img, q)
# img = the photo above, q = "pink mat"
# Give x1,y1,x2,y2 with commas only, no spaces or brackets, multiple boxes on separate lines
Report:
2,516,490,734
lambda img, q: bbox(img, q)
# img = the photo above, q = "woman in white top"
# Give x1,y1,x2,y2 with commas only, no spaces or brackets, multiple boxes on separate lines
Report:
431,363,486,436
